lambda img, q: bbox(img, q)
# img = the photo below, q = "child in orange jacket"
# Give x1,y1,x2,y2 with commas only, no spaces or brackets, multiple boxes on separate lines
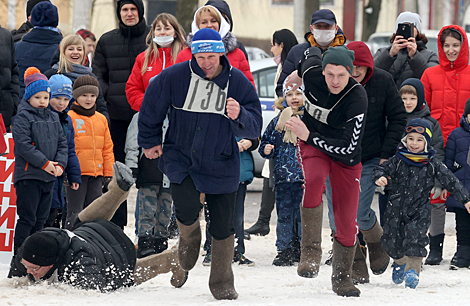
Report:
65,75,114,229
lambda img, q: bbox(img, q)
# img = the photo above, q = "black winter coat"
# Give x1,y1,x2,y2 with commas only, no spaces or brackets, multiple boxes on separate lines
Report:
10,21,33,43
11,220,136,292
92,0,150,122
0,26,20,130
361,68,407,162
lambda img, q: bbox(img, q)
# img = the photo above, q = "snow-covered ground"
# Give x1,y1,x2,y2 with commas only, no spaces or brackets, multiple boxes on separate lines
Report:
1,186,469,306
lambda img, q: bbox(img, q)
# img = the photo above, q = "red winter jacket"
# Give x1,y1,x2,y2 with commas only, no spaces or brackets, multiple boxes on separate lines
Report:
176,47,255,88
126,47,180,111
421,25,470,143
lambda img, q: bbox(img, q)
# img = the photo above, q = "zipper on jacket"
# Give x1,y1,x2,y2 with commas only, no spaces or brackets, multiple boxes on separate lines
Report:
90,116,97,177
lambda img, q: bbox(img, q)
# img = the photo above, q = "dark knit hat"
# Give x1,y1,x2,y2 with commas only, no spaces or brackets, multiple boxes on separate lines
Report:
311,9,336,25
73,75,99,100
322,45,355,75
26,0,50,17
49,74,73,100
191,28,225,54
21,232,59,266
403,118,433,152
24,67,51,102
30,1,58,27
465,97,470,117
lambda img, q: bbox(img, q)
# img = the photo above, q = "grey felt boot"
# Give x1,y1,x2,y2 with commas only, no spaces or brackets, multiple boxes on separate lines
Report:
209,235,238,300
361,221,390,275
134,248,188,288
78,162,133,222
332,238,361,297
297,203,323,278
352,242,370,284
177,220,201,271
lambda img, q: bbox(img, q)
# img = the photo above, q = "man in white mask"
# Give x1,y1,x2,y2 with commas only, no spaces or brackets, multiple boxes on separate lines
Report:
276,9,345,97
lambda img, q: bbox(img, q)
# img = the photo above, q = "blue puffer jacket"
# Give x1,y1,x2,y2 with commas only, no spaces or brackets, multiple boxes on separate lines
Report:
259,109,304,185
15,27,62,98
138,55,262,194
12,99,68,183
50,108,81,209
445,115,470,210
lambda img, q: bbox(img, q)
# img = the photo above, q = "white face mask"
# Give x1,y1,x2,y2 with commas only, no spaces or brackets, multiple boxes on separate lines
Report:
153,35,174,47
313,29,336,47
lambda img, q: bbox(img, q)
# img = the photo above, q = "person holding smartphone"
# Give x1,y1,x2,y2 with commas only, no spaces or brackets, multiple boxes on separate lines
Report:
374,11,438,88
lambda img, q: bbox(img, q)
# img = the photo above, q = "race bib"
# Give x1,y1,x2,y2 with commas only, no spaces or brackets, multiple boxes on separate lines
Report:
181,73,228,115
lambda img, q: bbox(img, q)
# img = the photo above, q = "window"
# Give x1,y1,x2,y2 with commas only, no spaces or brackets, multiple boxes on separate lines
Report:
255,68,276,99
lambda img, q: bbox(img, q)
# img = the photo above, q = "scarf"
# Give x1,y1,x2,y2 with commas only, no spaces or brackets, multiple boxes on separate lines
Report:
52,63,93,82
396,143,435,167
275,106,304,144
71,101,96,117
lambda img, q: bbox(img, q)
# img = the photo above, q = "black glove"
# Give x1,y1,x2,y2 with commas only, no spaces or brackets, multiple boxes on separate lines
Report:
103,176,112,189
131,168,139,179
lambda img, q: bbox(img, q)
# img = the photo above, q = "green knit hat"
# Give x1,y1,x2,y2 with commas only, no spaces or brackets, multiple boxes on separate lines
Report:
322,45,355,75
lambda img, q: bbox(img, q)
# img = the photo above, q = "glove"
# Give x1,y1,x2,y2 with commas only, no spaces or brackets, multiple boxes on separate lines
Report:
103,176,112,189
431,186,442,200
131,168,139,180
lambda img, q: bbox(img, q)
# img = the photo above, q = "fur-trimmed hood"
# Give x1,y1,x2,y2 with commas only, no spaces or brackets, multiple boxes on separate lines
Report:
185,31,238,55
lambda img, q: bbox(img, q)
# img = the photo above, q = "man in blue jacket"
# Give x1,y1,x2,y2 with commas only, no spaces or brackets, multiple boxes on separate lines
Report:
138,28,262,300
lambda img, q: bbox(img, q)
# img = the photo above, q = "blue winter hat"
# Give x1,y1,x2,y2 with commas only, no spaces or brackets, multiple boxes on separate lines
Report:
191,28,225,54
24,67,51,102
30,1,59,27
49,75,73,100
403,118,433,152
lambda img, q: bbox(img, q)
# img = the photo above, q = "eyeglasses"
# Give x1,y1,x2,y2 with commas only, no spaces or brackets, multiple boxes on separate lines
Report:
21,261,42,272
406,126,425,133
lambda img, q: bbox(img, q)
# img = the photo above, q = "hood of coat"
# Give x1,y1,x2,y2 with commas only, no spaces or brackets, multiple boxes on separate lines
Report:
116,0,147,36
437,25,469,70
400,78,426,114
347,41,374,85
205,0,234,31
460,113,470,131
191,5,231,39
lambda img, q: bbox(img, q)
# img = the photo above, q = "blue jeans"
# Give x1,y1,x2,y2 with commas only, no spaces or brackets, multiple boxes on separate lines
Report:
327,158,379,231
275,182,302,251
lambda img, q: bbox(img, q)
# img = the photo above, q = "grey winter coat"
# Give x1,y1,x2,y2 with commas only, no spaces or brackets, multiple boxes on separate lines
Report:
374,41,438,87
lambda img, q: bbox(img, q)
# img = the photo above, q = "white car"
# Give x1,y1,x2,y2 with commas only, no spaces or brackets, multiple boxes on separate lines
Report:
250,58,278,177
245,47,270,61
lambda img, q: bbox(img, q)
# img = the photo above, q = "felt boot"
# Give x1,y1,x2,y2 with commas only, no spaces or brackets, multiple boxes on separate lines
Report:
331,238,361,297
209,235,238,300
297,203,323,278
352,242,370,284
78,162,134,222
177,220,201,271
134,248,188,288
361,221,389,275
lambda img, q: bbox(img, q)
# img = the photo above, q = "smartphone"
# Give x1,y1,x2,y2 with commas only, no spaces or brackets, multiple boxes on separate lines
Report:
396,23,414,40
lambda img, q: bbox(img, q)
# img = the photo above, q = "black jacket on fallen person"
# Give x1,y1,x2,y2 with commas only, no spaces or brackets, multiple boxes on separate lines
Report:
10,220,136,292
298,47,368,166
92,0,150,122
0,26,20,130
360,68,407,162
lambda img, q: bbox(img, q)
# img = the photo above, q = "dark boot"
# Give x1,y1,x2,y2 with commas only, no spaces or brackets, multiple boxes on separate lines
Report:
272,248,294,266
154,237,169,254
351,242,370,284
361,221,389,275
331,238,361,297
450,245,470,269
297,203,323,278
177,220,201,271
209,235,238,300
137,235,157,259
425,233,444,265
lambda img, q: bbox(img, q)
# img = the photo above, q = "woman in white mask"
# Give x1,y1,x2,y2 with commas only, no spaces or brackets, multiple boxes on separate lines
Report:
126,13,186,111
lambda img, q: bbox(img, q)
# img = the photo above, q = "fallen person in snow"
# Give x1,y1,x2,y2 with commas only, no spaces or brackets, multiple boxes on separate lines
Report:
7,162,188,292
